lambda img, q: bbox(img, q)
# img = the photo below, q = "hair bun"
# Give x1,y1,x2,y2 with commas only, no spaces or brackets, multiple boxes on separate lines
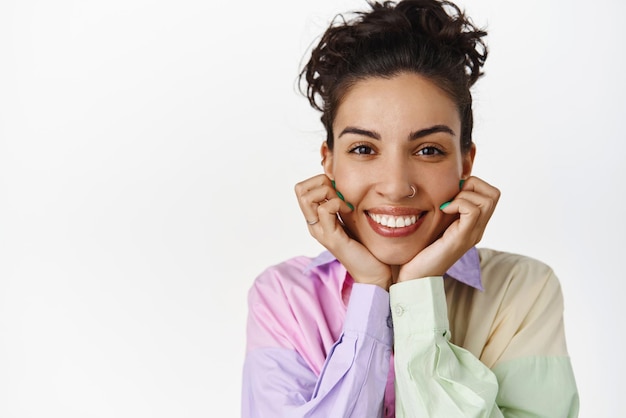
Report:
300,0,488,152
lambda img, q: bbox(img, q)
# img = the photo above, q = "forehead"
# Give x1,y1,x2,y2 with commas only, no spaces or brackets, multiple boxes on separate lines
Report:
334,73,461,134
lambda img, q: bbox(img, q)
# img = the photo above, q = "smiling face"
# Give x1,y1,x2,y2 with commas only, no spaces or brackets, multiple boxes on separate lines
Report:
322,72,475,266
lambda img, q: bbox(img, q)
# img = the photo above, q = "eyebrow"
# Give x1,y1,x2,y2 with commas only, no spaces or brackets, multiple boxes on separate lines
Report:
338,127,381,140
409,124,456,140
338,124,455,141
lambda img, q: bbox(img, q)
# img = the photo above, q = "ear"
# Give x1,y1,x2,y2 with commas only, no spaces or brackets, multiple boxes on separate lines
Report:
461,143,476,179
321,142,334,179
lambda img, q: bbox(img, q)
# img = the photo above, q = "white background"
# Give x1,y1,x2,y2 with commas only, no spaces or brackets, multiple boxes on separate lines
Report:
0,0,623,416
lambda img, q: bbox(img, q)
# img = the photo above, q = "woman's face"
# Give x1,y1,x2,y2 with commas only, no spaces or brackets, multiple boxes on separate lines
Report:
322,72,474,266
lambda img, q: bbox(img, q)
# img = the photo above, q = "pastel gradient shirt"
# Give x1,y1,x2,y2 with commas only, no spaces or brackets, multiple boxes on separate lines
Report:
242,248,579,417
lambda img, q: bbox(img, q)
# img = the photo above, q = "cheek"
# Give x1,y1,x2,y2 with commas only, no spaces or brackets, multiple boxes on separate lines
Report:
420,167,462,203
331,166,367,238
331,165,365,201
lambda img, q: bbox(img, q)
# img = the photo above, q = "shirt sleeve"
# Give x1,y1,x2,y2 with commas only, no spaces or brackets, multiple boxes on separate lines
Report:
242,283,393,418
390,276,579,418
489,264,580,417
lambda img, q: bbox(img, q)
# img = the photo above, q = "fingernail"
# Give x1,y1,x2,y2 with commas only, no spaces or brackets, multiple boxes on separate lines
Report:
439,201,451,210
459,179,465,189
337,191,354,210
332,180,353,209
332,180,344,200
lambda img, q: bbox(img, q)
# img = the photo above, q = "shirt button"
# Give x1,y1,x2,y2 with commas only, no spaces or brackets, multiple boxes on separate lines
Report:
394,304,405,316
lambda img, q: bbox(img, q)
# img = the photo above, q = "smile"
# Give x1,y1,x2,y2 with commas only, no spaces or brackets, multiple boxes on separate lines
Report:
368,212,420,228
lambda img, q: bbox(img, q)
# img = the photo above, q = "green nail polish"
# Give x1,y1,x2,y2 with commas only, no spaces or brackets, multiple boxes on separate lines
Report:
332,180,353,210
336,190,355,210
439,201,451,210
459,179,465,189
332,180,345,201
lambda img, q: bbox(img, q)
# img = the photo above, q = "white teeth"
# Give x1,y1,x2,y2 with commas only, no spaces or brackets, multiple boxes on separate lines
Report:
369,213,419,228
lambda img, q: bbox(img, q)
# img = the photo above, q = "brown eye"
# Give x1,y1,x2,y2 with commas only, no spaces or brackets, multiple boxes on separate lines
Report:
350,145,375,155
417,146,444,156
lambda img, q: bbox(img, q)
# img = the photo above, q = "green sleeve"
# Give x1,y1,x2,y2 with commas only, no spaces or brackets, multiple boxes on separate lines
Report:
492,356,579,417
390,277,578,418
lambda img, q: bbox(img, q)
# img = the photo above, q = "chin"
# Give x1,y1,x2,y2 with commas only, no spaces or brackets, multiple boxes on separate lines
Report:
370,245,421,267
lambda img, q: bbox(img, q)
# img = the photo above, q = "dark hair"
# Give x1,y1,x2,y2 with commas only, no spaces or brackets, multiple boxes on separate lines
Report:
300,0,487,153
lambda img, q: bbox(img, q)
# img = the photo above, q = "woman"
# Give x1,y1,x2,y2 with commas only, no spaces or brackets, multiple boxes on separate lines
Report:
242,0,579,416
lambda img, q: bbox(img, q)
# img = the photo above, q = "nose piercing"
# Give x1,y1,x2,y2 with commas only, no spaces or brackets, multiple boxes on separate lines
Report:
407,185,416,198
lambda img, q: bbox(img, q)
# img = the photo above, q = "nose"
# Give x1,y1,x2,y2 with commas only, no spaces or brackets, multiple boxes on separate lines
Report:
374,154,414,201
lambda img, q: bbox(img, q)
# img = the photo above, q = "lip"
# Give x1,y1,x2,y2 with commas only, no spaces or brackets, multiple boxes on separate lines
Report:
365,207,426,238
367,206,422,216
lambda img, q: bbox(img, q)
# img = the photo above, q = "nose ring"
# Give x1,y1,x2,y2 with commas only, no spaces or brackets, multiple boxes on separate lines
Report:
407,185,416,198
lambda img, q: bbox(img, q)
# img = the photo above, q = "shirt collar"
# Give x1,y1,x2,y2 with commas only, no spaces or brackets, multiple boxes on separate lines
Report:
305,247,483,291
444,246,483,291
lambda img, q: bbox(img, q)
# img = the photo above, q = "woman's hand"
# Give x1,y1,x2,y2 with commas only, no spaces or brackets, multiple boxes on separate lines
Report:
295,174,392,289
397,176,500,282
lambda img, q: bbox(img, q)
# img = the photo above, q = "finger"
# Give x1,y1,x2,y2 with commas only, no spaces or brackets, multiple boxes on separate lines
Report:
444,176,500,221
460,176,501,203
299,186,334,213
311,198,355,239
295,177,335,223
316,197,344,230
453,189,497,219
440,197,490,243
294,174,330,202
310,200,336,238
441,197,481,224
303,189,354,227
307,198,358,255
296,176,354,223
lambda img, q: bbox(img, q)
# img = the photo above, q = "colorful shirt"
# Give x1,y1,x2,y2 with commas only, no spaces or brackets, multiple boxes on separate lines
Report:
242,248,579,417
